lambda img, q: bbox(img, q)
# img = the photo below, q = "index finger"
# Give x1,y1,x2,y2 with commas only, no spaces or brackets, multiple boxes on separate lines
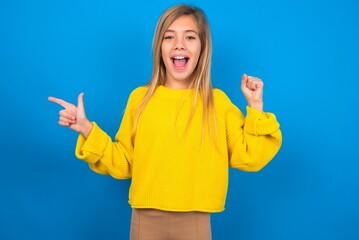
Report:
48,96,70,108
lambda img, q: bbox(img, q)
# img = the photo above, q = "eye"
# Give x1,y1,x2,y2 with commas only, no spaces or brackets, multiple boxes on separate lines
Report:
186,35,196,40
163,35,174,40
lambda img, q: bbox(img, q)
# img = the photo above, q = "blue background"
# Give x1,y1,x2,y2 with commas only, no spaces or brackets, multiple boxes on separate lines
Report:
1,0,358,239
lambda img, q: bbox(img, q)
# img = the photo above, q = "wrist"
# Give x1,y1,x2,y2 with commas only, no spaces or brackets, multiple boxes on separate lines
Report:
248,101,263,112
81,120,93,139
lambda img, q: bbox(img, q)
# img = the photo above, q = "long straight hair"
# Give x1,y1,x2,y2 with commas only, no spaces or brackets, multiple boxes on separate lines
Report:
132,4,217,141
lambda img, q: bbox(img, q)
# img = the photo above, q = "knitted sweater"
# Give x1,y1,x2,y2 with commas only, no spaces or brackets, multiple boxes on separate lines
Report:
75,85,282,212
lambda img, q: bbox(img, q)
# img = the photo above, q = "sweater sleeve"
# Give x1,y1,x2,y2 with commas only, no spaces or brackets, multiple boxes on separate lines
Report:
75,88,145,179
226,104,282,172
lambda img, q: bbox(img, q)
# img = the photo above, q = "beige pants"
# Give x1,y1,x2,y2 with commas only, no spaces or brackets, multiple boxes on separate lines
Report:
130,208,212,240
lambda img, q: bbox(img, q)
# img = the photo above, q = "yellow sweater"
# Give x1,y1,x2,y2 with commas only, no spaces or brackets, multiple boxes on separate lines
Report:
75,85,282,212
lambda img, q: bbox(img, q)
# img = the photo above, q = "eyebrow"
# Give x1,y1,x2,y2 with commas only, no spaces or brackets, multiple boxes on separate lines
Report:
165,29,199,35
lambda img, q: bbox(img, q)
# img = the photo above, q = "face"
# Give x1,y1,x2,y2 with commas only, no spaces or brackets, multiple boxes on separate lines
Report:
161,15,201,89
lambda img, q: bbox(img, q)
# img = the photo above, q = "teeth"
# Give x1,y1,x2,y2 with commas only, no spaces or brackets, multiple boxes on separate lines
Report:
173,56,186,60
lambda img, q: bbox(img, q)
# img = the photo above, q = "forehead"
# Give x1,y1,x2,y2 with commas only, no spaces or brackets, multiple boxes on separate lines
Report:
166,15,199,33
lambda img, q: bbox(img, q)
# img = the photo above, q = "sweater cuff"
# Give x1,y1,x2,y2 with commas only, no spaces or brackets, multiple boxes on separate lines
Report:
75,122,109,163
244,106,280,136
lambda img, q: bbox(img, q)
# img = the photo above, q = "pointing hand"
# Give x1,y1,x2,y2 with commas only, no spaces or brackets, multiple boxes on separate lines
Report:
48,93,93,138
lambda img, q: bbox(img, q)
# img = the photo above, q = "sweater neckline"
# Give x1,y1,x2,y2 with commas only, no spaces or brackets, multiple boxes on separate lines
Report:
155,85,195,99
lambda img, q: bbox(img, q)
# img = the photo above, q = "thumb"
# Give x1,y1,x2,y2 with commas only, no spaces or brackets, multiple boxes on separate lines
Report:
241,74,248,89
77,92,85,114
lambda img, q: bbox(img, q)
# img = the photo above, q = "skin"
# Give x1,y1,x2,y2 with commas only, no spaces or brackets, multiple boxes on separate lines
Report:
48,15,264,138
241,74,264,111
161,15,201,89
48,93,93,138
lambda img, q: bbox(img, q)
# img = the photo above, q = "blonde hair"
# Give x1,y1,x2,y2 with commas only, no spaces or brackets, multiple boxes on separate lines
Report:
133,4,217,141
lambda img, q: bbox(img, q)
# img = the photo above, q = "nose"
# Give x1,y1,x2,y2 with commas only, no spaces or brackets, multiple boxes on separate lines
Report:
174,38,186,50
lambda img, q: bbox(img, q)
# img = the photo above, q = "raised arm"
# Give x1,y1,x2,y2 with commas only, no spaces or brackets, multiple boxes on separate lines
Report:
226,74,282,171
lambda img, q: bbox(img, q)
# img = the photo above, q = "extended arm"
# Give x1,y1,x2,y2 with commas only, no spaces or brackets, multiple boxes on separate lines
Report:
48,91,138,179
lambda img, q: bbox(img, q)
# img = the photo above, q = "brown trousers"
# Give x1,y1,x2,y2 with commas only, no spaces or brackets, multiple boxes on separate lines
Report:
130,209,212,240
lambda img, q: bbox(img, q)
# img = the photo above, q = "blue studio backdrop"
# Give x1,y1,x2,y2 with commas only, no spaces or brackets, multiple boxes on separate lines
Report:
1,0,358,239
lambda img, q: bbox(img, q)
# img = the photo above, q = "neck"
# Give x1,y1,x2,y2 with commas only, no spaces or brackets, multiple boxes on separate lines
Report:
164,75,193,89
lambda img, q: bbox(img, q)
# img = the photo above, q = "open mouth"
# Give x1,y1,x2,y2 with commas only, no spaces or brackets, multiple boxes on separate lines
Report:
171,56,189,69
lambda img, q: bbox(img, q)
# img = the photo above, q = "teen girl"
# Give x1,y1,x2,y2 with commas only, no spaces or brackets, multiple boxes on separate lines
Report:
49,4,282,240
